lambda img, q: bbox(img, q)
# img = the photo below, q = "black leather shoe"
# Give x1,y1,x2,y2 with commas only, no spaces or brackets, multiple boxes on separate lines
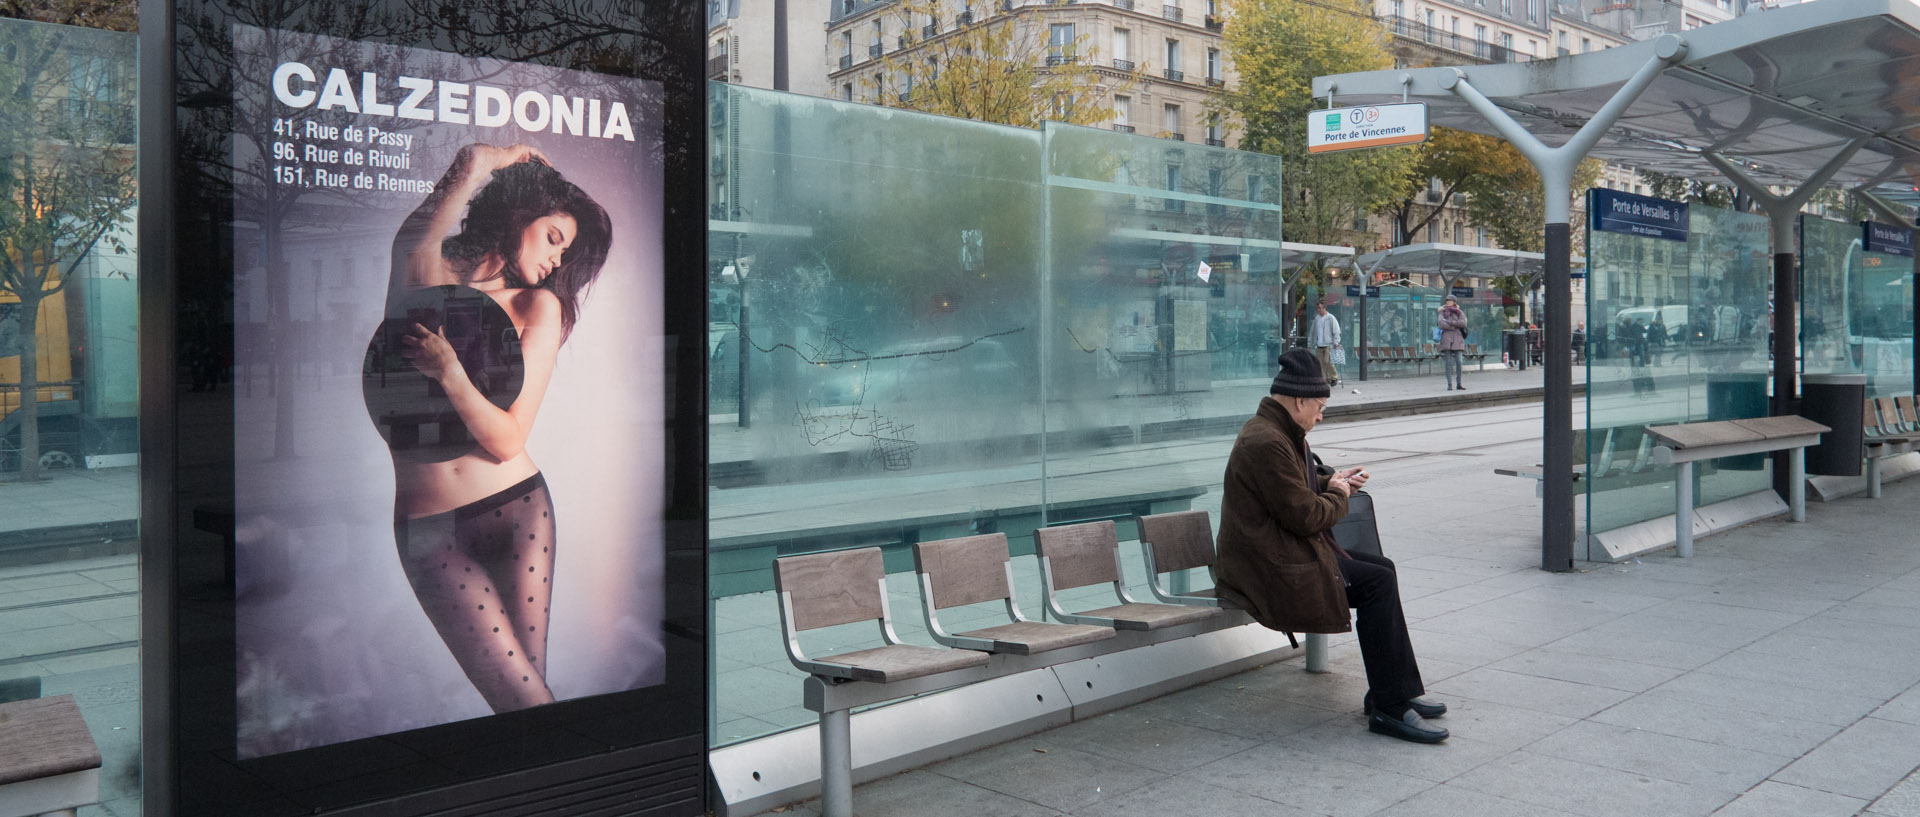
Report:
1363,692,1447,719
1369,710,1449,743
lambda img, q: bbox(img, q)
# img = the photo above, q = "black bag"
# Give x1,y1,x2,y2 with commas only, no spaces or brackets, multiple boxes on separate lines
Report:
1459,326,1469,342
1331,491,1382,557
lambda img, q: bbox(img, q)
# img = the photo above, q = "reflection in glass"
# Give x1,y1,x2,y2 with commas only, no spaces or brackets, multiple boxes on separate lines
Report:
1801,217,1916,398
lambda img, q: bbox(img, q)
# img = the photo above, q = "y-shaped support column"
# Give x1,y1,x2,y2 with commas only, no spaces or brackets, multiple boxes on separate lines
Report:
1703,141,1865,497
1439,35,1689,570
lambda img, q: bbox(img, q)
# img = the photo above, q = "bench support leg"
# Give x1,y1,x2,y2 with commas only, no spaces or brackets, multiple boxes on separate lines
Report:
1304,633,1328,672
1868,454,1883,499
820,708,853,817
1789,447,1806,520
1675,461,1694,558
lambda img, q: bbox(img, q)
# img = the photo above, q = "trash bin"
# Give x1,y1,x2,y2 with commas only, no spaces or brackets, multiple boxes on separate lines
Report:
1802,373,1867,476
1707,373,1769,470
1504,330,1528,370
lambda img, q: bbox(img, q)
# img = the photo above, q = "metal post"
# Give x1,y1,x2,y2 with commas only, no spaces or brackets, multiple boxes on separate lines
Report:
1703,143,1864,499
1358,269,1370,382
1441,38,1688,571
1868,454,1883,499
820,708,853,817
1674,460,1693,558
1790,446,1806,520
1304,632,1328,672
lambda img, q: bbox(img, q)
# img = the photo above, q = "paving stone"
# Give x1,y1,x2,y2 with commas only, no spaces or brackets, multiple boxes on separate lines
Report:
1772,717,1920,801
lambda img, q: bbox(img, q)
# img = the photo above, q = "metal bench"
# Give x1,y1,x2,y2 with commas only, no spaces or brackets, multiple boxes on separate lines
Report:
912,533,1115,655
1644,415,1828,557
1034,520,1222,631
0,694,101,817
1864,397,1918,498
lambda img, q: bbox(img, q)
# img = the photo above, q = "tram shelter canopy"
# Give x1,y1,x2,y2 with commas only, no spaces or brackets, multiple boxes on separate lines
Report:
1356,242,1586,287
1312,0,1920,199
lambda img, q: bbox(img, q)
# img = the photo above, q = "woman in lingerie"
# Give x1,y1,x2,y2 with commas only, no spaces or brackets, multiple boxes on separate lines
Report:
365,144,611,712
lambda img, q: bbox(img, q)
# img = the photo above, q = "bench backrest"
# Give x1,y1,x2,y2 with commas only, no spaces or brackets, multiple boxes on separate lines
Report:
1900,396,1918,429
1878,398,1904,434
0,694,101,786
1866,399,1888,435
914,534,1012,610
774,548,887,631
1137,510,1216,574
1035,520,1122,590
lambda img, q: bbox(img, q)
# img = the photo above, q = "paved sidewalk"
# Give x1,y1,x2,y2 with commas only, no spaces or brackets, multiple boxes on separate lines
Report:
754,431,1920,817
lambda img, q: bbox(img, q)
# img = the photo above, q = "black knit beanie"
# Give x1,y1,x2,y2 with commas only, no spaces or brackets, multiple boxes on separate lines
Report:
1270,349,1330,398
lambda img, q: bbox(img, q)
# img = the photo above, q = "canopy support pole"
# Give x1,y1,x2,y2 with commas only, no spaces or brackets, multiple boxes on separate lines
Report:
1439,36,1688,571
1703,141,1864,499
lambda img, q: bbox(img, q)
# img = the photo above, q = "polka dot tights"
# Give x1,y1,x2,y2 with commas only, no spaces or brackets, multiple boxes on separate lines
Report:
398,473,557,713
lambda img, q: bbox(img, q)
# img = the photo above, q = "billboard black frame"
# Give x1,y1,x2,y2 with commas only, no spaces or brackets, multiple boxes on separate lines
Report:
137,0,709,814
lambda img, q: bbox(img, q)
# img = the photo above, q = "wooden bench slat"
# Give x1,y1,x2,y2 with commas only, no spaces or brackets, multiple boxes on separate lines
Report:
1137,510,1216,574
775,549,886,632
952,621,1116,655
815,643,989,683
1645,420,1762,449
1728,415,1829,438
0,695,100,786
1074,602,1219,631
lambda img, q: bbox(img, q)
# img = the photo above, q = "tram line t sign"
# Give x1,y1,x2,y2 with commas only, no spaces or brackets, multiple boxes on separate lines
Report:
1308,102,1429,153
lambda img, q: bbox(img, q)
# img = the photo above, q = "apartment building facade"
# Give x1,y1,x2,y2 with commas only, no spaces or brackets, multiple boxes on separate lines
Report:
821,0,1239,146
708,0,837,98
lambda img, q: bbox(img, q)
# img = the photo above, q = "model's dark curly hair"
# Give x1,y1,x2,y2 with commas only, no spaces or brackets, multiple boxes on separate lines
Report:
443,161,613,339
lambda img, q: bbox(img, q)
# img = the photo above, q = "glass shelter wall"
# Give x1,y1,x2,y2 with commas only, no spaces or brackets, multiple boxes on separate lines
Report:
0,17,140,816
1584,202,1772,539
1800,217,1916,398
706,87,1283,747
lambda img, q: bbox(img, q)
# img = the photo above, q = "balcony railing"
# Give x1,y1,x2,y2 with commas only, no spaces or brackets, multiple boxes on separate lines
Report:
1375,15,1530,63
1204,14,1222,29
1204,76,1224,87
1162,4,1182,20
707,54,729,78
1163,68,1184,81
958,9,974,23
869,42,884,57
1113,123,1135,132
1165,131,1186,141
1046,53,1080,65
923,22,939,36
1205,137,1226,147
1113,58,1135,70
898,34,910,48
839,54,854,70
1000,0,1014,10
1114,0,1134,8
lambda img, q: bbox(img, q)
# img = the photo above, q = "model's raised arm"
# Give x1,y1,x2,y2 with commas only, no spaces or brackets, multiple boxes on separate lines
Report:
389,144,549,291
400,289,562,463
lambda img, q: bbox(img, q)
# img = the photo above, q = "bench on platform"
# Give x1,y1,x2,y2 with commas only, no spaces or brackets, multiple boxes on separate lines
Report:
1864,397,1918,498
1644,415,1827,557
0,695,101,817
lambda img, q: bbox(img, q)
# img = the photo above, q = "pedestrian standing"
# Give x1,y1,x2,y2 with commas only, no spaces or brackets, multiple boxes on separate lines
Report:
1310,302,1342,388
1437,297,1468,390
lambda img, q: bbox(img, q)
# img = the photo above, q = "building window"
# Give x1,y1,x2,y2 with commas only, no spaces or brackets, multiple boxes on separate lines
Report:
1247,173,1264,202
1165,39,1180,72
1424,9,1435,40
1049,23,1075,61
1205,48,1219,79
928,57,939,79
1476,226,1488,246
1205,113,1222,143
1500,0,1510,15
1391,0,1403,16
1581,37,1590,52
843,82,854,100
1114,94,1131,125
1114,28,1130,61
1165,163,1184,211
1163,103,1180,135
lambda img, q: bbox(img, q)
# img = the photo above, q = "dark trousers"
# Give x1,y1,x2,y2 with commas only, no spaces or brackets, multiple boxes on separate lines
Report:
1337,549,1425,705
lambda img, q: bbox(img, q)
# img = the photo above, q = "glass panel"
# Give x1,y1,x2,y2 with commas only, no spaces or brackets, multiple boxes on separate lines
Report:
1584,201,1772,540
707,84,1044,747
1041,122,1280,605
1801,216,1916,398
0,16,140,816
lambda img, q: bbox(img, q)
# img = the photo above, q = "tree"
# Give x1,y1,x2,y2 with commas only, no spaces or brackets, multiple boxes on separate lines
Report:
0,0,135,33
1216,0,1411,249
1637,169,1744,210
1461,152,1602,252
0,22,137,480
867,0,1141,129
1384,126,1522,245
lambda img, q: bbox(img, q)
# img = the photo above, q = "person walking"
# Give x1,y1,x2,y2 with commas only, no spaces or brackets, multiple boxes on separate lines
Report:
1437,297,1468,390
1214,349,1448,743
1309,302,1342,388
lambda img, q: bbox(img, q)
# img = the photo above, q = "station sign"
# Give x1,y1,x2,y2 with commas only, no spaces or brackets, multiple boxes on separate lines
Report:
1345,284,1382,297
1862,220,1914,257
1589,188,1688,242
1308,102,1429,154
1451,286,1475,299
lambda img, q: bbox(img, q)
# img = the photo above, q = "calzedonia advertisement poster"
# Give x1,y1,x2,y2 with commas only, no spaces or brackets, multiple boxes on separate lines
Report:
228,25,666,758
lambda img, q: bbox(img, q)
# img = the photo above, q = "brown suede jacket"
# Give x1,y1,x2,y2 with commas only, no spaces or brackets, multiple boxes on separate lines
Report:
1212,396,1352,634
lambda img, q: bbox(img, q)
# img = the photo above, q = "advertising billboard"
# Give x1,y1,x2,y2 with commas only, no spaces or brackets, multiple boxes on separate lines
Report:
227,25,667,758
